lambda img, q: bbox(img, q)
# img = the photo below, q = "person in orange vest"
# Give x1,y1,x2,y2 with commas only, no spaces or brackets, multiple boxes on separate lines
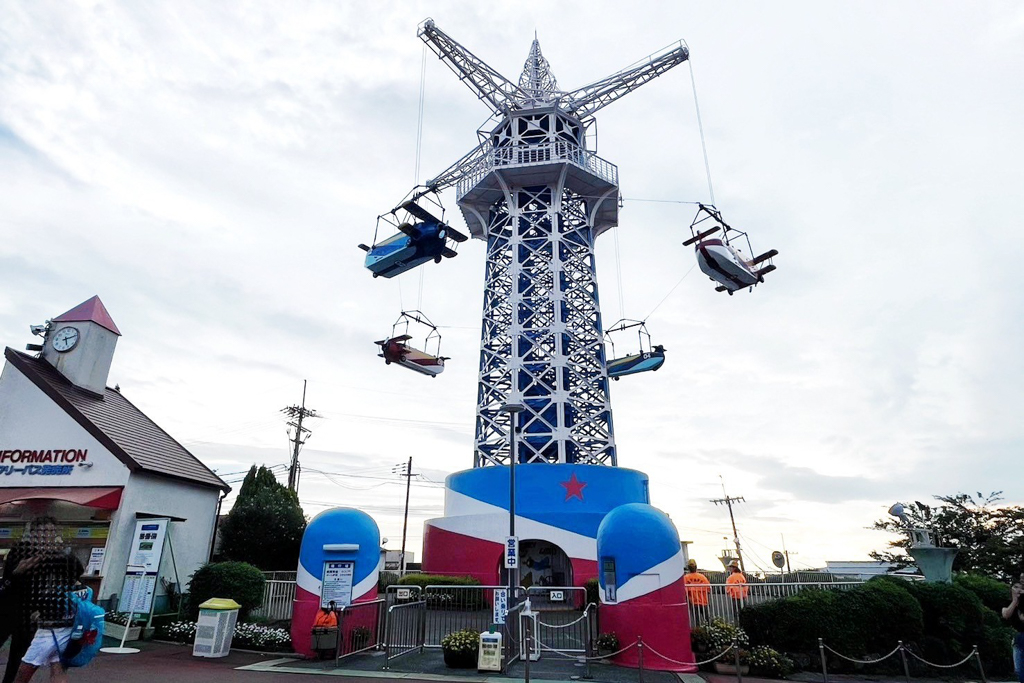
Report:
683,559,711,624
725,561,749,617
312,601,338,659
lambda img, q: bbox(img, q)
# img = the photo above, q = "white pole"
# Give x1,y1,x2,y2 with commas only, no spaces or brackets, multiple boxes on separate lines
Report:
100,565,147,654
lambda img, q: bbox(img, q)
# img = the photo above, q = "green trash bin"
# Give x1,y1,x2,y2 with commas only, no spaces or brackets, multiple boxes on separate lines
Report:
193,598,241,658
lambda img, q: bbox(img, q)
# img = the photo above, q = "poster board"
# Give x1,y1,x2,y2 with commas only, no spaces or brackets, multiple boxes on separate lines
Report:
117,518,168,615
321,560,354,607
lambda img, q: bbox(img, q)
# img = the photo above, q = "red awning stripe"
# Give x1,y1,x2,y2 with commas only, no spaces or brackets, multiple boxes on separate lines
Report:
0,486,123,510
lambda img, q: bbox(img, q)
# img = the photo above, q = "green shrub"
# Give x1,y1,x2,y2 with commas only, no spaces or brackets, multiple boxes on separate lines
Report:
378,570,401,592
185,561,265,619
396,573,481,588
584,577,599,606
955,573,1011,613
904,582,984,662
742,578,1012,677
596,632,619,652
397,573,485,610
742,580,922,658
748,645,794,679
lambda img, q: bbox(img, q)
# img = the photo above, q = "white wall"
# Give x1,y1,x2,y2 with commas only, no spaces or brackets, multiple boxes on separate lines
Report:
0,362,130,487
102,472,221,602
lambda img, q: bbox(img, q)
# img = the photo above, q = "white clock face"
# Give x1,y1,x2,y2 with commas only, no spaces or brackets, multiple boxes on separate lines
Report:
52,326,80,353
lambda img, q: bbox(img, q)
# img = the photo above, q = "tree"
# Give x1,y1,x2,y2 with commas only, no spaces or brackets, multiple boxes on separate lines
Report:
870,492,1024,580
217,465,307,571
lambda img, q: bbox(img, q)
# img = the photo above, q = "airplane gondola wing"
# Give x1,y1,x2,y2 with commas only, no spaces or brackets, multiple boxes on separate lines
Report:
683,226,722,247
401,200,441,224
754,264,776,278
447,226,469,243
750,249,778,266
441,247,458,259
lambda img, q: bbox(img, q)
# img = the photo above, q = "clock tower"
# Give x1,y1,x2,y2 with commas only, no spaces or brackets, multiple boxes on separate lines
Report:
38,296,121,396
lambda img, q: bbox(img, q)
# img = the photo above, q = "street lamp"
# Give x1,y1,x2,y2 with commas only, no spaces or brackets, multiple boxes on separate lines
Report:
500,401,525,597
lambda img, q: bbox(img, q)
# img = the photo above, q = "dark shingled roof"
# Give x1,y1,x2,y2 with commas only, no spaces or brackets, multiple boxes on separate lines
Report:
4,348,229,492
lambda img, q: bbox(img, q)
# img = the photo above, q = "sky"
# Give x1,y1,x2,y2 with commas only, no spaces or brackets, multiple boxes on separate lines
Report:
1,1,1023,575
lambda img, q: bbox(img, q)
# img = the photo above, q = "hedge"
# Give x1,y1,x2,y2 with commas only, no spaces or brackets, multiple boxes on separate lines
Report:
396,573,485,610
740,576,1014,677
396,573,482,588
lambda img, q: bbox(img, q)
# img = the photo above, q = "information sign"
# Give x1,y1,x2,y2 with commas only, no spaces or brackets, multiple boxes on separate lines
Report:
321,560,355,607
128,520,167,574
396,588,412,600
118,518,169,616
504,536,519,569
86,547,105,575
117,574,157,613
549,590,564,602
492,588,508,624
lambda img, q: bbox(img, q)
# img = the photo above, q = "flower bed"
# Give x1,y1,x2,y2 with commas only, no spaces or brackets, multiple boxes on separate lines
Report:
155,620,292,652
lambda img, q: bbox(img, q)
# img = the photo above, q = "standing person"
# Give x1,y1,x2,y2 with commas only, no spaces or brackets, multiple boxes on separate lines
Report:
0,538,42,683
683,559,711,624
12,518,85,683
1003,579,1024,683
724,560,748,619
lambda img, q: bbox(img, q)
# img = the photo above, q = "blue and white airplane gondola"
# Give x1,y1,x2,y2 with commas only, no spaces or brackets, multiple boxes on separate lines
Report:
684,204,778,295
359,195,468,279
604,319,666,380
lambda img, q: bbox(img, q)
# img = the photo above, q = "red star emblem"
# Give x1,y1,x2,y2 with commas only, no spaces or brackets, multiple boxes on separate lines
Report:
560,472,587,502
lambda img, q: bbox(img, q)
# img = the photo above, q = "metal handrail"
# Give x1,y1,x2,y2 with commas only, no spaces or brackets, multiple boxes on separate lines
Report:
457,140,618,199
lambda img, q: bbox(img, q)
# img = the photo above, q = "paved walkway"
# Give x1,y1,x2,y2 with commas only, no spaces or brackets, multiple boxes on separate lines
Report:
1,639,1011,683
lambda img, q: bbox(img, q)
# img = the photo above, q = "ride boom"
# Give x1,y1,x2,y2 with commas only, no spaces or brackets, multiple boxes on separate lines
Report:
411,19,689,469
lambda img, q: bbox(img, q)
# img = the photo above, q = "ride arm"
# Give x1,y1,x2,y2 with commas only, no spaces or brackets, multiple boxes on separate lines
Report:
401,140,491,206
417,18,528,116
560,42,689,118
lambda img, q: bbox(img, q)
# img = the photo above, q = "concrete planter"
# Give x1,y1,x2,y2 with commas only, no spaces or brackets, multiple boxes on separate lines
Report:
105,622,142,642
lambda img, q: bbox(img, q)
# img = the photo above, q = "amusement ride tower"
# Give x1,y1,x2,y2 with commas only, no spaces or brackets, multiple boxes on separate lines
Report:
406,24,694,651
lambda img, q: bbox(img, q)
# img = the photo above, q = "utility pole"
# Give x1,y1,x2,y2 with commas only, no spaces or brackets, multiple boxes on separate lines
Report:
781,533,793,574
393,458,415,574
282,380,318,494
710,476,746,572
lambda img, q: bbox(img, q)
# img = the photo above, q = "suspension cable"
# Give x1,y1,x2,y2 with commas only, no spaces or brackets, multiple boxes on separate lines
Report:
415,44,428,311
685,44,716,206
613,227,626,321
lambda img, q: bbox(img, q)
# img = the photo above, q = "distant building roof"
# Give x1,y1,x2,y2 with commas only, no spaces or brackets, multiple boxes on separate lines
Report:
826,560,920,580
4,348,228,492
52,296,121,336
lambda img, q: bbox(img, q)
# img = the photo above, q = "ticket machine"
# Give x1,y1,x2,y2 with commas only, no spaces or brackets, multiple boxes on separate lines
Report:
291,508,381,657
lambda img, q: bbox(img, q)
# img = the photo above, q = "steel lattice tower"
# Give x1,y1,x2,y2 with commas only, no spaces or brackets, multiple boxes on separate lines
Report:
413,20,689,469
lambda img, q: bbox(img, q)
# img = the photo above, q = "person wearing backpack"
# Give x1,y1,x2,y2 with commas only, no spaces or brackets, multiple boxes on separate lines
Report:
11,518,85,683
0,538,42,683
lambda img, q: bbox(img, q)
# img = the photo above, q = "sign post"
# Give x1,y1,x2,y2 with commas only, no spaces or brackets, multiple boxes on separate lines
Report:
105,518,170,654
492,588,508,625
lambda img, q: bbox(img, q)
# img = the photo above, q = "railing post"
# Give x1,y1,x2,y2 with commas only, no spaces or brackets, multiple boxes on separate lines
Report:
733,637,743,683
583,605,593,680
899,641,911,683
638,636,645,683
973,645,987,683
524,617,532,683
818,638,828,683
383,606,391,670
